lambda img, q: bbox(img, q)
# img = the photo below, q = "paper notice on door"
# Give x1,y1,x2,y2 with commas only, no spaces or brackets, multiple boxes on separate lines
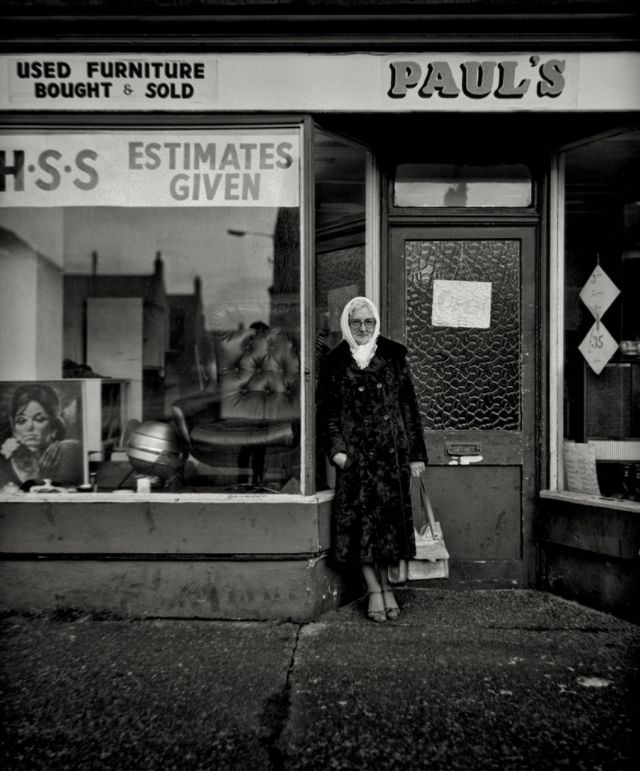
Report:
563,441,601,496
432,280,492,328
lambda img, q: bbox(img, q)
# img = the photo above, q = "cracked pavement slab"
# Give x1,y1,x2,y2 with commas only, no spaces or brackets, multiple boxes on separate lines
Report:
282,590,640,770
1,616,297,770
1,591,638,770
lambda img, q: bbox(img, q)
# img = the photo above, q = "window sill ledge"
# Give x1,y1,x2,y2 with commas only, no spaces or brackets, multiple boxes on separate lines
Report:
0,490,335,505
540,490,640,513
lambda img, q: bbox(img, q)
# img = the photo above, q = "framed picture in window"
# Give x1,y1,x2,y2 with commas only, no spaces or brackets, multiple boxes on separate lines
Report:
0,379,93,491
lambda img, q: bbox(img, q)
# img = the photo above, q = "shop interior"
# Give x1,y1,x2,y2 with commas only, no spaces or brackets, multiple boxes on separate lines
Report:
562,128,640,500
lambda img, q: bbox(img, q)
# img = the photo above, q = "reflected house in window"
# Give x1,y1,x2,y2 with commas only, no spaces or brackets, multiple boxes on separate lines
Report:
0,227,64,382
166,276,213,404
63,252,170,422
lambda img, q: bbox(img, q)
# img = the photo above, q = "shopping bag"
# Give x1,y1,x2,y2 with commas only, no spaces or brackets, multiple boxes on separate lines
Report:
388,475,450,583
408,475,449,580
387,560,408,584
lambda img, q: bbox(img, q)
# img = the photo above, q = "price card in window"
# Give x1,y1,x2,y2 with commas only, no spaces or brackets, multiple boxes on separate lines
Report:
578,321,619,375
579,264,620,319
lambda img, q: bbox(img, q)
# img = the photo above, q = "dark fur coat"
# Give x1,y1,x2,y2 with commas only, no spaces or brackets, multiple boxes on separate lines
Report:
317,336,428,567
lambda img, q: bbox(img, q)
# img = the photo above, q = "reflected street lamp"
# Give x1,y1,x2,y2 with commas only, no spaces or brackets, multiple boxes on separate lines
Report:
227,229,274,239
227,228,274,264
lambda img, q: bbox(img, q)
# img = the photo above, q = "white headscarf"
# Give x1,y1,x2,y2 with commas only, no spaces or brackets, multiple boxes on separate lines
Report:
340,296,380,370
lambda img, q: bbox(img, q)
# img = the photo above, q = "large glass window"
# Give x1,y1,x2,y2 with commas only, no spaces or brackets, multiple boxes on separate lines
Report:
0,127,302,493
561,129,640,501
313,129,368,489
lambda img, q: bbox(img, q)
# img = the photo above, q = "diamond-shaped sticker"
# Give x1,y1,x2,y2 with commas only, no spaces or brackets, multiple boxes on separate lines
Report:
579,264,620,319
578,321,619,375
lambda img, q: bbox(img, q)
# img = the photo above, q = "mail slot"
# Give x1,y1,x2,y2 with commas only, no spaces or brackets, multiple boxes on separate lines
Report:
446,442,482,456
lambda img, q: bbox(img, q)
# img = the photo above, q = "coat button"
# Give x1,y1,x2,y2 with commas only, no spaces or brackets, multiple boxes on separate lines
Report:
376,383,382,389
358,385,365,392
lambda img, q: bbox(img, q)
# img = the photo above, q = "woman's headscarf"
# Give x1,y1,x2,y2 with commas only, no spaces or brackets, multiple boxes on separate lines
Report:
340,296,380,370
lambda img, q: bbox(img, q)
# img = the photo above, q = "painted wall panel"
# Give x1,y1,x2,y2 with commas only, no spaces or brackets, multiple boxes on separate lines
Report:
0,498,333,554
0,557,341,621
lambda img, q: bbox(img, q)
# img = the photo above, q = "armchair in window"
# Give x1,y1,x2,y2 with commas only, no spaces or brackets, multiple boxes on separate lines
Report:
171,325,300,489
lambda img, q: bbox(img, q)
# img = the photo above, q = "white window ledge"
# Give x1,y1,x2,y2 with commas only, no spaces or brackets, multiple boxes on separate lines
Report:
0,490,335,505
540,489,640,513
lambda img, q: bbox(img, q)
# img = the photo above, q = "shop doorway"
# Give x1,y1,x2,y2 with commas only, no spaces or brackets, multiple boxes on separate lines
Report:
388,226,537,586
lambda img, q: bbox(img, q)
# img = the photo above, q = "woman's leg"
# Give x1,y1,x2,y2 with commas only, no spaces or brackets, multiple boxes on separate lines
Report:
380,568,401,619
361,563,386,622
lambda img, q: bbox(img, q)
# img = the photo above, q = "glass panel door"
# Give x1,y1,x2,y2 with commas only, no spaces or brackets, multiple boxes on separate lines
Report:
389,226,537,585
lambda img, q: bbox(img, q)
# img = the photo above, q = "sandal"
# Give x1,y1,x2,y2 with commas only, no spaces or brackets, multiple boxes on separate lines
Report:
367,591,387,623
382,589,400,620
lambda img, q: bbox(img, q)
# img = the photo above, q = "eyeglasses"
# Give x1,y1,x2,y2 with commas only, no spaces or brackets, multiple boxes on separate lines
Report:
349,318,376,331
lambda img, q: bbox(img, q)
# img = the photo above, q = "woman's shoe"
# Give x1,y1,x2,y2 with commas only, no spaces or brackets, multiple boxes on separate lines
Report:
382,589,400,620
367,591,387,623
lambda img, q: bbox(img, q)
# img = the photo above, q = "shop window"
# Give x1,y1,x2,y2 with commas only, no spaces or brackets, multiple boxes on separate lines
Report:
0,127,302,494
313,129,368,489
394,162,532,207
562,129,640,500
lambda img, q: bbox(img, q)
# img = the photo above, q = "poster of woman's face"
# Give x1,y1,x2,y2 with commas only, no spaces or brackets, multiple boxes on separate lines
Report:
0,380,85,491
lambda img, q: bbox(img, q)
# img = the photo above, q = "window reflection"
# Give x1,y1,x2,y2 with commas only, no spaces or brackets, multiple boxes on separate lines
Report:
394,163,532,207
0,128,302,494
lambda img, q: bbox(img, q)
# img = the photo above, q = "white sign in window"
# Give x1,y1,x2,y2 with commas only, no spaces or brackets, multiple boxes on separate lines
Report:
0,132,300,208
432,280,492,329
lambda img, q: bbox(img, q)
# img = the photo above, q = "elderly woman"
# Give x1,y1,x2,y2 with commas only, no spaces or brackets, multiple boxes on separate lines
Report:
318,296,427,622
0,383,83,489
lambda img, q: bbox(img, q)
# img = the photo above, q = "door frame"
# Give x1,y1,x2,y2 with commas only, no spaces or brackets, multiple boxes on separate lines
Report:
386,225,540,585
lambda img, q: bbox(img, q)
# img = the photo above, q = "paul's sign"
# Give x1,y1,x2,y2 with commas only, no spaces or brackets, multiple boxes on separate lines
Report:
387,57,566,100
0,53,637,112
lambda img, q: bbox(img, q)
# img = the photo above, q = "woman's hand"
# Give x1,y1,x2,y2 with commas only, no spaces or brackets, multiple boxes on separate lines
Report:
409,461,425,477
332,452,348,469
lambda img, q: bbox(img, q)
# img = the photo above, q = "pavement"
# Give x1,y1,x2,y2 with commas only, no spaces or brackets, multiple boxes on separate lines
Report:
1,589,638,771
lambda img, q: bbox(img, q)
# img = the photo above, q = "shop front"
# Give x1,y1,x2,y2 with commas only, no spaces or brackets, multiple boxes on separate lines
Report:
1,3,639,621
